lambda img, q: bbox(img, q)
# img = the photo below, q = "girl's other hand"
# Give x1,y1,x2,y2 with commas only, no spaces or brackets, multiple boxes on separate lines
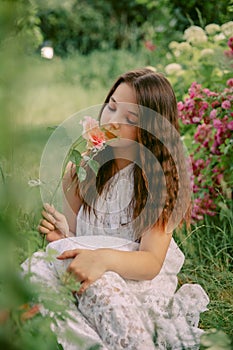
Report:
38,203,70,242
57,249,107,294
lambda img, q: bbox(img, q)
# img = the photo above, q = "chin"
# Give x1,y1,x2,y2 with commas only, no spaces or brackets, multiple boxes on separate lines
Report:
109,139,136,148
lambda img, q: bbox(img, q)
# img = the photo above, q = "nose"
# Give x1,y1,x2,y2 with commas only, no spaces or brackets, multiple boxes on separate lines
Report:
108,114,120,129
109,120,120,129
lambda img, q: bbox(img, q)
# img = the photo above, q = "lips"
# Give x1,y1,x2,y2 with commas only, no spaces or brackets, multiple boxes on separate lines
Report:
103,127,119,140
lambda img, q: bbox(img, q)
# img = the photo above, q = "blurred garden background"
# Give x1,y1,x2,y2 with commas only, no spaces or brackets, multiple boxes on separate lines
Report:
0,0,232,349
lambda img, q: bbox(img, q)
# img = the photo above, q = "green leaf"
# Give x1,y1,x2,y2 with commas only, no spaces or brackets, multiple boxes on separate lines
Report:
88,159,100,175
70,149,82,166
76,165,80,177
78,166,87,182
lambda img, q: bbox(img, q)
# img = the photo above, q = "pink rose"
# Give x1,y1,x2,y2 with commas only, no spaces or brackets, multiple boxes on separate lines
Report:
177,101,183,111
227,78,233,87
88,129,106,149
80,116,99,133
211,100,221,108
81,116,106,149
227,120,233,130
221,100,231,109
210,109,217,119
194,124,212,145
192,117,201,123
213,118,223,133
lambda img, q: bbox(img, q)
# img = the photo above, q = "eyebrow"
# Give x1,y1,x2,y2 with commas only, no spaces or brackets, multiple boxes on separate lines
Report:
110,96,138,118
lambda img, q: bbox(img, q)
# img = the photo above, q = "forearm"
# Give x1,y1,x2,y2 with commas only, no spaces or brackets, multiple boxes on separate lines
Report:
99,249,163,281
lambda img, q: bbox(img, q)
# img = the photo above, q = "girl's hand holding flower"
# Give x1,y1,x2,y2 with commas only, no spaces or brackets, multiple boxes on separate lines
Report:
38,203,70,242
38,117,117,241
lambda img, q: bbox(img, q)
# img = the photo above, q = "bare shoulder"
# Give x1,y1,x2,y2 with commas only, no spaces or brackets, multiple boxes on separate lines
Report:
63,161,75,188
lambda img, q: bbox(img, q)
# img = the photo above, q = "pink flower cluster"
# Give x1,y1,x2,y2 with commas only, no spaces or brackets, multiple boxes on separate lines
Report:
144,40,156,52
191,193,217,221
178,80,233,221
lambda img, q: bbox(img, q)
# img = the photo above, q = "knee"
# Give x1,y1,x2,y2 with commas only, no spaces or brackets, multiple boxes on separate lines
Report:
80,271,127,306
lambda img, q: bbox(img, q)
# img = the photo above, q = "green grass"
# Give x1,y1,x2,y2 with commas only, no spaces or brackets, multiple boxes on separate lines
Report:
174,215,233,340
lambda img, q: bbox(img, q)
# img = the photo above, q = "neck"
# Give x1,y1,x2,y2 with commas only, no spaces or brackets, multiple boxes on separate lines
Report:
112,145,138,170
114,158,133,170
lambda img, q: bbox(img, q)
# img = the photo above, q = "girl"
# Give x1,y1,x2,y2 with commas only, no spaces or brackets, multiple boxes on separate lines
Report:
29,68,209,349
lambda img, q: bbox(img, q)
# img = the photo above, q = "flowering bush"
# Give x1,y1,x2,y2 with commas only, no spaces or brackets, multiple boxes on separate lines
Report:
164,21,233,101
178,79,233,221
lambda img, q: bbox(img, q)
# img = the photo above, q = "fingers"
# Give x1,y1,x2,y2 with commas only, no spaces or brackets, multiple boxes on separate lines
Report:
57,249,81,260
77,280,90,295
43,203,64,222
37,225,57,242
40,203,69,239
40,218,55,231
41,210,56,225
43,202,55,213
37,225,50,234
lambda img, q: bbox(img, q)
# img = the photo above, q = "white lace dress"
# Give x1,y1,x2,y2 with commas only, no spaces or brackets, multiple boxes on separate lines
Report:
21,164,209,350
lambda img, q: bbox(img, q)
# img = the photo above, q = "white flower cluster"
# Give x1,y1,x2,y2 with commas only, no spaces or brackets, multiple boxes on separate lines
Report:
164,63,183,76
168,41,192,57
204,21,233,42
213,33,226,42
165,20,233,79
200,48,214,57
181,21,233,47
167,21,233,62
221,21,233,37
184,26,208,44
205,24,220,35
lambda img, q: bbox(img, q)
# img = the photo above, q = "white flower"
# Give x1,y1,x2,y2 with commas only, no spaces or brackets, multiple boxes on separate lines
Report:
173,49,181,57
184,26,208,44
165,63,183,75
221,21,233,37
168,41,179,50
213,33,226,42
28,179,42,187
177,42,192,52
205,23,220,35
200,48,214,57
166,52,172,59
173,42,192,57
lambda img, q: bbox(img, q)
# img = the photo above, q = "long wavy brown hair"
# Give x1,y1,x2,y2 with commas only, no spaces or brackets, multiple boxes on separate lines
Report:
73,68,191,240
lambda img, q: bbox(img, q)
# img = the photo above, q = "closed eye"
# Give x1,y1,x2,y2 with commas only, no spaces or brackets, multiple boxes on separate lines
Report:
107,104,116,112
126,117,138,125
